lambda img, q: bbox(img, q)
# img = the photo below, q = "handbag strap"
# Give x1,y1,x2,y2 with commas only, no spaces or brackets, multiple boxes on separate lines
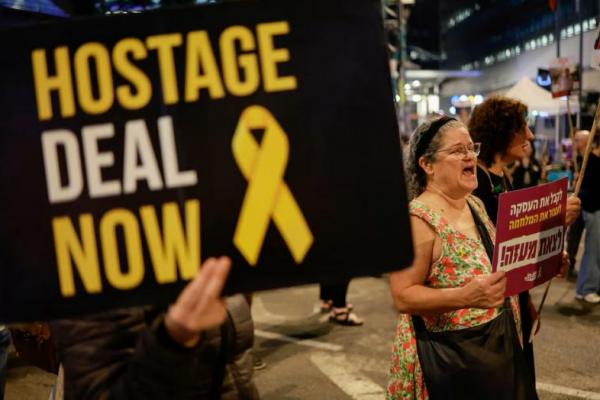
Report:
468,200,511,309
467,200,494,263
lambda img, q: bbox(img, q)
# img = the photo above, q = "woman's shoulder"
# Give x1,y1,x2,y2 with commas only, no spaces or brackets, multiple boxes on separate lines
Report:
409,196,438,216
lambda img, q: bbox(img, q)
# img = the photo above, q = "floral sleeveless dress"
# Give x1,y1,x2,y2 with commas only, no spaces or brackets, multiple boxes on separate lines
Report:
386,196,521,400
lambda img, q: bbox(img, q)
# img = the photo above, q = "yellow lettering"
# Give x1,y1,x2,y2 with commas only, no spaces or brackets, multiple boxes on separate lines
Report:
32,47,75,120
146,33,182,104
220,26,260,96
74,43,114,114
257,21,297,92
52,215,102,297
113,38,152,110
185,31,225,101
140,200,200,283
100,209,144,290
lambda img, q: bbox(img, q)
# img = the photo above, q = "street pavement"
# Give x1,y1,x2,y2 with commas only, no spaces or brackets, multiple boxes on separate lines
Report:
5,275,600,399
251,276,600,400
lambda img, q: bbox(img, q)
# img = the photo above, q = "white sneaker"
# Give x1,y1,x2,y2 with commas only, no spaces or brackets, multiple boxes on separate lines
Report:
583,293,600,304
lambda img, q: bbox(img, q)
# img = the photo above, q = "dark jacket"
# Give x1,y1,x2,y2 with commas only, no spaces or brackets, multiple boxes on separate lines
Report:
50,295,258,400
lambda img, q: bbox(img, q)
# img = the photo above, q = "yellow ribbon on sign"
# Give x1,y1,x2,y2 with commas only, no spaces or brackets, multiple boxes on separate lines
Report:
232,105,313,266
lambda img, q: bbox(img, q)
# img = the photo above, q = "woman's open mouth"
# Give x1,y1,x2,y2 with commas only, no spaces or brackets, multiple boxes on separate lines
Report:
462,164,476,176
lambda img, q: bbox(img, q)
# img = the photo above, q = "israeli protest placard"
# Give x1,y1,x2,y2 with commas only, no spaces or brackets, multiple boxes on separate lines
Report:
492,179,567,296
549,57,580,98
0,0,412,322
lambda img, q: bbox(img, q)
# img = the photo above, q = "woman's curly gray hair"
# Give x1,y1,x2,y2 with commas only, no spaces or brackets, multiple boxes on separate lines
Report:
405,118,466,199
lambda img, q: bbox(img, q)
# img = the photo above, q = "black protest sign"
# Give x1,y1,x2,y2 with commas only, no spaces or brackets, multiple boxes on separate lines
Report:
0,0,412,322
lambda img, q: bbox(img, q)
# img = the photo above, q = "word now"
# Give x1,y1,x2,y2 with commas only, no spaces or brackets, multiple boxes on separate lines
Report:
53,200,199,297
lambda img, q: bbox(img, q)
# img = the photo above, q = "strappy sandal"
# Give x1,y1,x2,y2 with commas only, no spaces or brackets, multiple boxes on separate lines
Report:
329,308,363,326
320,301,354,313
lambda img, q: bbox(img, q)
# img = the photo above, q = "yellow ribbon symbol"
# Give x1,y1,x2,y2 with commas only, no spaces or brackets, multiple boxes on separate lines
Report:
232,105,313,266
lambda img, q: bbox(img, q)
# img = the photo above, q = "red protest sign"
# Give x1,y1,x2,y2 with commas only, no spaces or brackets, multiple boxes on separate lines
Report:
492,179,567,296
549,57,579,98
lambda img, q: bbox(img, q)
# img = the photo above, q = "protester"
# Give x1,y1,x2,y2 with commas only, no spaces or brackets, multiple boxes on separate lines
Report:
511,140,544,189
469,96,581,226
387,116,536,399
319,281,363,326
566,130,590,279
50,257,259,400
575,134,600,304
469,96,578,387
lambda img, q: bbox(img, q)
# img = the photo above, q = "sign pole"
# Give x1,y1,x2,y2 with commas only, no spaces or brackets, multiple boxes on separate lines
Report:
574,102,600,196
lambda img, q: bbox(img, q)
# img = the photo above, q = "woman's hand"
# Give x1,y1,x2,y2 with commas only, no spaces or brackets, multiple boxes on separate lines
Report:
460,271,506,309
556,251,570,278
164,256,232,348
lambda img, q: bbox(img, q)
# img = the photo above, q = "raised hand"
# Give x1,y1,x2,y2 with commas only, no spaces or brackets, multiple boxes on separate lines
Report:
164,256,232,348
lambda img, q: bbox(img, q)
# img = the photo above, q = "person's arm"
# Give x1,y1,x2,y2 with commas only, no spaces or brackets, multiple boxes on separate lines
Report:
389,215,506,316
52,257,232,400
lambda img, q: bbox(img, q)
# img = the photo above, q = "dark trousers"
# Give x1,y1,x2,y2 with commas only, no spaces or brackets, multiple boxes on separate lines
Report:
319,281,350,308
567,213,585,271
0,328,11,400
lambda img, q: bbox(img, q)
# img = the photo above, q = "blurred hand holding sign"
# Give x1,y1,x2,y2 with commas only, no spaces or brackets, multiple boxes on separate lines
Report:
0,0,413,322
549,57,580,98
492,179,567,296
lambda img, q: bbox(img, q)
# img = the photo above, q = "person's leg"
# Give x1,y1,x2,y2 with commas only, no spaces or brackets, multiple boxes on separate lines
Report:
576,211,600,298
0,327,11,400
327,281,350,308
326,280,363,326
319,283,333,303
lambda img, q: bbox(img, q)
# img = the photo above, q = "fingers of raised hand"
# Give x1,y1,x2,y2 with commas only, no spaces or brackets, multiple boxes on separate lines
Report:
168,257,232,334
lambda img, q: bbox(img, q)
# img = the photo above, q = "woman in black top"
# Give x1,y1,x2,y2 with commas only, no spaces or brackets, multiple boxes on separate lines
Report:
468,96,581,390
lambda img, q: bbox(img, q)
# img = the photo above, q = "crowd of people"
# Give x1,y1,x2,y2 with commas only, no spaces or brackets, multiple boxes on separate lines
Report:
0,95,595,400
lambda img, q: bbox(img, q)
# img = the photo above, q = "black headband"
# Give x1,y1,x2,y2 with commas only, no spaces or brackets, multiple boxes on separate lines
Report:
415,116,457,159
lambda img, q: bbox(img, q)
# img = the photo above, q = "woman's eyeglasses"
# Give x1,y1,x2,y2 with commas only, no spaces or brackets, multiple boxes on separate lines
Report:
434,142,481,158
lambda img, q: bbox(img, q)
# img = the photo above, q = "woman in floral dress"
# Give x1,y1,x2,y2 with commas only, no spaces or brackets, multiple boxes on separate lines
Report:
386,116,535,399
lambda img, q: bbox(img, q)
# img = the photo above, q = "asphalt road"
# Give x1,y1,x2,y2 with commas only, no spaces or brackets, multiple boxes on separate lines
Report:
251,276,600,400
5,276,600,399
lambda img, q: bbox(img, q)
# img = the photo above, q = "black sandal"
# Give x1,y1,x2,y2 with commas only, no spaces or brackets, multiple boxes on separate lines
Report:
329,308,363,326
320,301,354,313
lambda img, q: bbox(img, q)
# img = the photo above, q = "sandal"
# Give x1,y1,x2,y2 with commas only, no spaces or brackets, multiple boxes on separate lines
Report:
320,301,353,313
329,308,363,326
